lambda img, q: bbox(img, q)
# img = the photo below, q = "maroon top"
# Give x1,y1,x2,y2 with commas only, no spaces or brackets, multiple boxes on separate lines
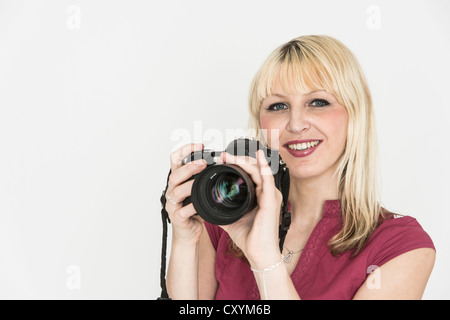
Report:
204,200,435,300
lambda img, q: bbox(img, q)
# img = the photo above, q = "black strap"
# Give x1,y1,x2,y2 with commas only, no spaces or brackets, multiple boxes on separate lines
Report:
157,170,171,300
277,160,291,252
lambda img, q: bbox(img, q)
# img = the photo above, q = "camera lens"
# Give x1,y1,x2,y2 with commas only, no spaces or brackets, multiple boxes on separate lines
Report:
210,173,247,209
190,164,256,225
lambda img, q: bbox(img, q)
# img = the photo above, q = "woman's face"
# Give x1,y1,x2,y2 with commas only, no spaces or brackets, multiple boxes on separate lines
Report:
259,80,349,182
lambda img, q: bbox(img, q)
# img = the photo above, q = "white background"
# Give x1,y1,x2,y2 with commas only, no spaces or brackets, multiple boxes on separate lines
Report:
0,0,449,299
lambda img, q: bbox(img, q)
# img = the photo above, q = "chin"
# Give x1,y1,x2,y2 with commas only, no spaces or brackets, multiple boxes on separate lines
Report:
290,172,318,181
285,164,319,181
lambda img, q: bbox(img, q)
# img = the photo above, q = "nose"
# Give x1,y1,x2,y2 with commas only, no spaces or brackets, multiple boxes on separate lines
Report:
286,107,311,133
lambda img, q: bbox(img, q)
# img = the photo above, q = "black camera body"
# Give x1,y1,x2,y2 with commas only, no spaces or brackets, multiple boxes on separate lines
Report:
182,138,286,225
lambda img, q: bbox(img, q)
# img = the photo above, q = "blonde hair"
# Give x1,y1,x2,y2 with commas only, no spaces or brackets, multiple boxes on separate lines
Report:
248,35,383,256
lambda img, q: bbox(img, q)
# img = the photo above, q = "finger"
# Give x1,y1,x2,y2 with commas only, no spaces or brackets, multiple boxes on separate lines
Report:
221,151,257,165
167,159,206,192
257,149,274,177
170,143,204,171
166,179,194,207
255,150,283,229
257,150,281,205
221,153,262,186
172,202,197,223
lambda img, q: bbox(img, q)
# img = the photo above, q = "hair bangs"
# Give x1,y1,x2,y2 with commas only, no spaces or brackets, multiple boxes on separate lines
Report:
255,45,338,105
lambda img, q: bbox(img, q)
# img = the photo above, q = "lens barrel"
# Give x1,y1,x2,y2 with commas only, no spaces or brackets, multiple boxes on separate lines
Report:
190,164,256,225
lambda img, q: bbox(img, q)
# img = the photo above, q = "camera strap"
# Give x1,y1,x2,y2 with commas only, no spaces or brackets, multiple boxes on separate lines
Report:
277,160,291,252
157,169,171,300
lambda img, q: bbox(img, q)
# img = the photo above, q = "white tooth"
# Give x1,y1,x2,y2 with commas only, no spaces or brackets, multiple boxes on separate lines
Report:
288,141,320,150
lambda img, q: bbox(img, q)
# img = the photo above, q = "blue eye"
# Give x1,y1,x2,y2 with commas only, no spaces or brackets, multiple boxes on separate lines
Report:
267,103,288,111
310,99,330,107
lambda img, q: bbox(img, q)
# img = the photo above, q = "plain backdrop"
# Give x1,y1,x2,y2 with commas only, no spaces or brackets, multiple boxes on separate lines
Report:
0,0,449,299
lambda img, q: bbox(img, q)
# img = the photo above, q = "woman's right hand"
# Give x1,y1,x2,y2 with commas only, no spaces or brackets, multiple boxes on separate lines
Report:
165,143,207,245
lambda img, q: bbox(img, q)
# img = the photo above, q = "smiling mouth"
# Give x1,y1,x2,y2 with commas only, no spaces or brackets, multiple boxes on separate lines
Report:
285,140,321,151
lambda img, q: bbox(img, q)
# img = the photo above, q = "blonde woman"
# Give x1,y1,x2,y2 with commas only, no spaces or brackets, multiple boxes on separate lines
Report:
164,35,435,300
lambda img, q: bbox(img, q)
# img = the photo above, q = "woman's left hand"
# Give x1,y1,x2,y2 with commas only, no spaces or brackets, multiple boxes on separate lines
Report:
219,149,283,269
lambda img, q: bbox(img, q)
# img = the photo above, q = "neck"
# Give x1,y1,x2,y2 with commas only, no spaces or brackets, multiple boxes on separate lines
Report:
288,172,339,225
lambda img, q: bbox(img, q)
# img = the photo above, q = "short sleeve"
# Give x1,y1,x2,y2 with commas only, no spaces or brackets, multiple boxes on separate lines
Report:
204,221,224,251
368,216,435,268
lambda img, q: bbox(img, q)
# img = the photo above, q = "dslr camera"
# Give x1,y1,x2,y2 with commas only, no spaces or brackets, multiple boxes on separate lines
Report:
181,138,288,225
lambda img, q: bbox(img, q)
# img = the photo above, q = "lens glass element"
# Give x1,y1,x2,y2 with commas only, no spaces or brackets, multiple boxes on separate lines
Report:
210,173,247,209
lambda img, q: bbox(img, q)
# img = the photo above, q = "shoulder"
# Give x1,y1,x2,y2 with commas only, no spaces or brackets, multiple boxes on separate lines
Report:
354,212,436,299
353,213,436,299
365,212,435,268
354,245,435,299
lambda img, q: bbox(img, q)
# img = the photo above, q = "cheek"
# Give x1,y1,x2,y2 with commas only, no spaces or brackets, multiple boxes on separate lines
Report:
259,114,272,130
259,114,284,147
326,107,348,148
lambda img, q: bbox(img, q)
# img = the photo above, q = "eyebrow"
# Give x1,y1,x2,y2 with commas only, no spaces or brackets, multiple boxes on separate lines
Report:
269,90,326,99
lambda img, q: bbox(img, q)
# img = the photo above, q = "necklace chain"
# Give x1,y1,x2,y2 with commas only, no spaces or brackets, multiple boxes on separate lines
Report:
282,247,304,264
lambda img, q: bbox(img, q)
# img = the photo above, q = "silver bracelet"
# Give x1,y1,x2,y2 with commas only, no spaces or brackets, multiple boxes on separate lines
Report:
250,256,284,300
